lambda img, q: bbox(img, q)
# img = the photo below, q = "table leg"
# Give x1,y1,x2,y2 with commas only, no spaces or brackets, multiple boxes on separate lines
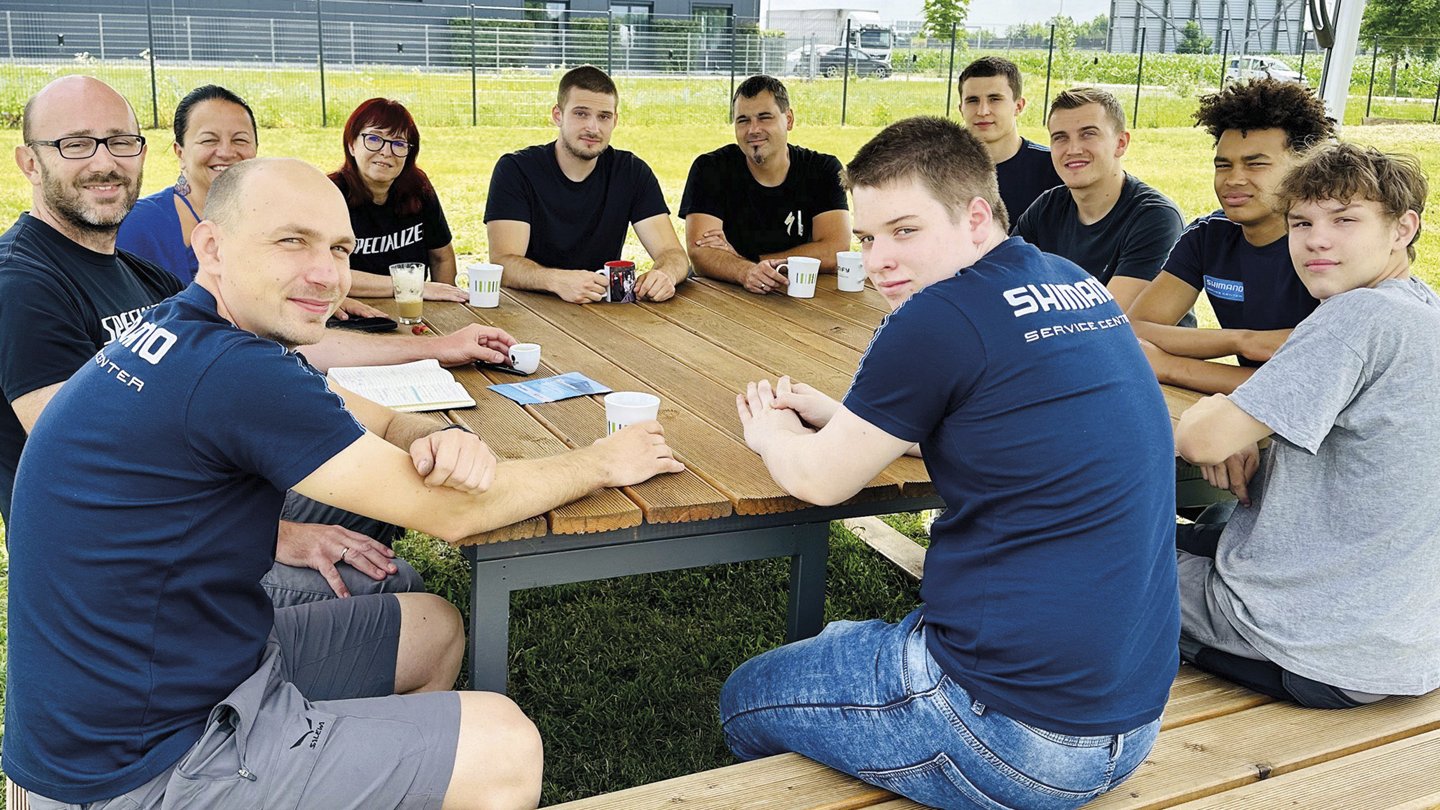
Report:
786,522,829,642
467,557,514,694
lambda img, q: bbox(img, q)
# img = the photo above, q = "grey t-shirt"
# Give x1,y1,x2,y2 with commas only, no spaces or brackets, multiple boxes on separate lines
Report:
1215,277,1440,695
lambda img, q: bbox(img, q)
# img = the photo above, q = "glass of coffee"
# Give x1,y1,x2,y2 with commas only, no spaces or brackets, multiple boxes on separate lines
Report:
389,262,426,324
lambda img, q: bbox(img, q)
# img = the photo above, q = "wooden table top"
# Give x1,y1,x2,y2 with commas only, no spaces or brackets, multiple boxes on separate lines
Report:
380,278,1203,546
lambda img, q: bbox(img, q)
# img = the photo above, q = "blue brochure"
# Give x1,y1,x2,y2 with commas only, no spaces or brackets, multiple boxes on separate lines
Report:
489,372,612,405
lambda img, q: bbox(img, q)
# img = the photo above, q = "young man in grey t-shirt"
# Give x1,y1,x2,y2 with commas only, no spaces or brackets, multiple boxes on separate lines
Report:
1175,143,1438,708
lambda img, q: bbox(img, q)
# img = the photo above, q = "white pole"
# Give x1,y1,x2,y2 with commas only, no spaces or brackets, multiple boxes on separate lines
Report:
1320,0,1367,126
187,16,192,63
98,13,105,60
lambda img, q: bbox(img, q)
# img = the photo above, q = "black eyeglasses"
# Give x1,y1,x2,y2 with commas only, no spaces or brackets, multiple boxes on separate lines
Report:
26,134,146,160
360,133,411,157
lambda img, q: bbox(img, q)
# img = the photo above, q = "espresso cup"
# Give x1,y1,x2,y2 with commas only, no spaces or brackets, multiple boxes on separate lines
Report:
508,343,541,374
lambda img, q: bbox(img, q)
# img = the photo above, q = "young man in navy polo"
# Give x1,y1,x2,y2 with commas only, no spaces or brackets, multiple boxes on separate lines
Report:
1129,79,1335,394
722,117,1178,810
958,56,1061,222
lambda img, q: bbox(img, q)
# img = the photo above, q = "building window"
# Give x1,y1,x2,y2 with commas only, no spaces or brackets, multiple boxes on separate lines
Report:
611,3,651,26
524,1,568,22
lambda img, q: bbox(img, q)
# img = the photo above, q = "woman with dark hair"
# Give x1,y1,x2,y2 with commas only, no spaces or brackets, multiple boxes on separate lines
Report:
117,85,256,285
333,97,467,301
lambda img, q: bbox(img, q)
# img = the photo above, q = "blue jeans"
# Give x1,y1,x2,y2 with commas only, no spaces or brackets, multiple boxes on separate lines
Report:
719,609,1159,810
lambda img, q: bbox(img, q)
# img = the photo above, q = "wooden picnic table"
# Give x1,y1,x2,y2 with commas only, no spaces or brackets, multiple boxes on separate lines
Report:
388,277,1220,692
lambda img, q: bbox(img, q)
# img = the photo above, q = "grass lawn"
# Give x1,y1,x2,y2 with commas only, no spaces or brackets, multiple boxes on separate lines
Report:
0,118,1439,804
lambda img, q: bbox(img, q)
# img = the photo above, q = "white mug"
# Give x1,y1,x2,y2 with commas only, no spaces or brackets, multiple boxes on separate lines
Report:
467,262,503,308
836,251,865,292
777,256,821,299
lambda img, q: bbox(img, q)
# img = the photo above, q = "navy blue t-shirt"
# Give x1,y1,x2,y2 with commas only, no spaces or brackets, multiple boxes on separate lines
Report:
843,238,1179,736
3,285,366,803
678,143,847,261
484,142,669,272
0,214,182,525
1164,213,1319,366
994,138,1062,228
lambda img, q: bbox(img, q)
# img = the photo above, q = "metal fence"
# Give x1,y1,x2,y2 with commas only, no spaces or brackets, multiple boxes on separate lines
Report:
1,3,1437,130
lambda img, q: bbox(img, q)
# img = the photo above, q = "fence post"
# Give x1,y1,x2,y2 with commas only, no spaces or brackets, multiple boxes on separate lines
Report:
944,22,958,116
316,0,328,127
1043,23,1055,125
186,16,192,63
607,9,614,73
841,18,851,125
1365,40,1378,118
1134,27,1146,127
6,11,12,60
98,14,105,60
1218,28,1229,87
729,18,738,112
270,18,276,64
143,0,159,129
469,4,477,126
424,25,429,67
350,20,356,66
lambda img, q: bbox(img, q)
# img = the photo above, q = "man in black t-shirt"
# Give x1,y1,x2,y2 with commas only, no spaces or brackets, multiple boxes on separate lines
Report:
679,75,851,295
1013,87,1185,315
958,57,1061,225
1129,79,1333,394
485,65,689,304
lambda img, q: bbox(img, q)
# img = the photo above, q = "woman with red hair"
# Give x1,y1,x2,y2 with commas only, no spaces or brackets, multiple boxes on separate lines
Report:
333,97,468,301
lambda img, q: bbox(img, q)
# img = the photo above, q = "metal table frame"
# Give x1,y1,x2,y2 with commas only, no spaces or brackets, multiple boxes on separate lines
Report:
462,494,944,693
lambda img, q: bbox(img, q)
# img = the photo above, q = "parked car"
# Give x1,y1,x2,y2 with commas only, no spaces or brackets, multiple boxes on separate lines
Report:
1225,56,1303,84
814,46,891,78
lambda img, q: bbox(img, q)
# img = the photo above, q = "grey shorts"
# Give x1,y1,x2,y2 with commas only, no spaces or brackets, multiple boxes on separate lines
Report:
28,595,461,810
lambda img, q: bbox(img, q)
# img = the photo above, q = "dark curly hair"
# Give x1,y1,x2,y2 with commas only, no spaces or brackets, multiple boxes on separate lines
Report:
1193,78,1335,152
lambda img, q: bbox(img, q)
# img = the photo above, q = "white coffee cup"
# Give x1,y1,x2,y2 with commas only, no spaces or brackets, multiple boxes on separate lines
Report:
836,251,865,292
604,391,660,435
508,343,541,374
778,256,821,299
467,262,504,308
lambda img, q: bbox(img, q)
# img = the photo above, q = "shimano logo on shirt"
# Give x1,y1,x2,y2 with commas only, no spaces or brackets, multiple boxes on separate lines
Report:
1002,277,1115,318
1203,276,1245,302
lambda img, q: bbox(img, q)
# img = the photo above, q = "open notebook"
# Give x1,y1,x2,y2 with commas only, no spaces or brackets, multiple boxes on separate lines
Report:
326,359,475,413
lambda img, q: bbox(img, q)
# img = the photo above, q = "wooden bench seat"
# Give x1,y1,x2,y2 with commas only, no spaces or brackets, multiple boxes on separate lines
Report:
10,668,1438,809
547,666,1440,810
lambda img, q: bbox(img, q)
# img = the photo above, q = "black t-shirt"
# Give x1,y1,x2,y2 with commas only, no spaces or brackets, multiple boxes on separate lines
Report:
1014,174,1185,286
0,214,182,523
678,143,848,261
335,175,453,278
1164,213,1319,367
484,143,669,272
995,138,1062,228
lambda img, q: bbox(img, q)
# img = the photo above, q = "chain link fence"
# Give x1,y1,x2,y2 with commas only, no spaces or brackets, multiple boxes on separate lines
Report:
1,3,1437,130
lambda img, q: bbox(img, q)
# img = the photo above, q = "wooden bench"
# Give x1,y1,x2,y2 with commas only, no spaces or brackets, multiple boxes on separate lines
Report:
547,666,1440,809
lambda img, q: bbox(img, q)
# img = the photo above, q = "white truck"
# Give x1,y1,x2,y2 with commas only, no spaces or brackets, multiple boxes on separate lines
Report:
768,4,897,73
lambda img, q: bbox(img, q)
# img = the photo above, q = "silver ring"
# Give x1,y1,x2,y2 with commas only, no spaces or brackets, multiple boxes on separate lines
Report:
340,548,349,561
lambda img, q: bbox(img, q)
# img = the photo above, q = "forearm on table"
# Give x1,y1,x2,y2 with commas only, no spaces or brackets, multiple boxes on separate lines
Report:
1150,350,1256,395
690,247,756,283
759,432,868,506
380,411,450,450
759,240,849,272
649,248,691,284
1134,321,1244,360
299,330,445,372
429,451,612,541
347,272,395,298
494,254,570,294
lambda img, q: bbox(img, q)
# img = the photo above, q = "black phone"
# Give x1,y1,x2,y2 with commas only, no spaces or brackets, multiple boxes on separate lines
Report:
326,316,397,333
475,362,531,377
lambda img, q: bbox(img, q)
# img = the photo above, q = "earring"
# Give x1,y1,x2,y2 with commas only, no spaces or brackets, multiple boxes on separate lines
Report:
175,171,191,198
